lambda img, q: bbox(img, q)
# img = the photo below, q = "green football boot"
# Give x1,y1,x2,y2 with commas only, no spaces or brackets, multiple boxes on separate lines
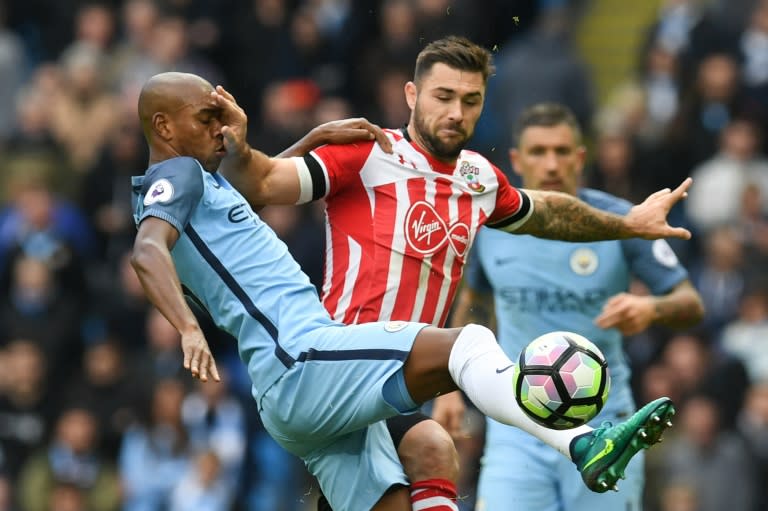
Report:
571,397,676,493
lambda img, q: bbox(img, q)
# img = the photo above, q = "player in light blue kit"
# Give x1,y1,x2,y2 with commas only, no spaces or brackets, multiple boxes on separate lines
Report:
453,103,705,511
130,74,687,511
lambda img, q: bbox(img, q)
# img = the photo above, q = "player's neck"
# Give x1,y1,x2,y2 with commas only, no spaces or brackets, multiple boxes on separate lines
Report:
401,124,458,173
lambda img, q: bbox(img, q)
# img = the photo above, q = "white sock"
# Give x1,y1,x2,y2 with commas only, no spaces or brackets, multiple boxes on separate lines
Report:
447,324,593,459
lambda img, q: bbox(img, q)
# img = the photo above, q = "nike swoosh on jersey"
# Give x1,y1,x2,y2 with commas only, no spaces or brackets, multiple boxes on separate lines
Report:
582,439,614,470
495,364,515,374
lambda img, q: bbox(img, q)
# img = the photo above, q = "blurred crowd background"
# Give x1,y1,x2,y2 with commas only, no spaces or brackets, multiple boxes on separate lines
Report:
0,0,767,510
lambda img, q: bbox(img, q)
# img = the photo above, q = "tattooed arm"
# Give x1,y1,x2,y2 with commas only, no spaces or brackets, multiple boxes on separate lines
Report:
512,180,693,242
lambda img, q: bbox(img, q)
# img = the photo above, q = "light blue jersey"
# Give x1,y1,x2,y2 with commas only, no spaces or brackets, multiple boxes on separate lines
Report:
132,157,427,511
468,188,688,511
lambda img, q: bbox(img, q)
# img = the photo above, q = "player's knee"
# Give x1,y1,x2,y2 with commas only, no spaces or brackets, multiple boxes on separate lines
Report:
398,419,459,482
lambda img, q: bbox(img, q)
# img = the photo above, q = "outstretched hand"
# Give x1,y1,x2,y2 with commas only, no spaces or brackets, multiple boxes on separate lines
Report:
182,330,220,383
311,118,393,154
211,85,250,161
625,178,693,240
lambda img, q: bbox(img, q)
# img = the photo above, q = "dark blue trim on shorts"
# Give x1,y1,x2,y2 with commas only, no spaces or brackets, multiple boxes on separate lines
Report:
297,348,410,362
184,225,296,368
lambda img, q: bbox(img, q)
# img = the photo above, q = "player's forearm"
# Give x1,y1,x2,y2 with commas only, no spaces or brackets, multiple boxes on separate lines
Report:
651,281,705,329
219,147,273,206
516,190,635,242
275,129,323,158
131,238,201,336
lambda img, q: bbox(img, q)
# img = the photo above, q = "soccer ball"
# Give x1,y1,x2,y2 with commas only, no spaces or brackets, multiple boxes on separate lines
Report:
512,331,610,430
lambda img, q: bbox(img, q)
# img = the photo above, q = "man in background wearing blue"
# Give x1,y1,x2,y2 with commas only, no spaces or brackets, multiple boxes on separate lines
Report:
452,103,705,511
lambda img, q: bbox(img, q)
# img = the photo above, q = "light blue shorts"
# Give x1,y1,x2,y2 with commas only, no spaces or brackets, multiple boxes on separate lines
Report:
258,321,429,511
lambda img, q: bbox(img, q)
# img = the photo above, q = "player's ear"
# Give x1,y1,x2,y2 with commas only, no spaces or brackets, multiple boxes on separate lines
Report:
575,145,587,176
152,112,173,141
405,81,417,110
509,148,523,177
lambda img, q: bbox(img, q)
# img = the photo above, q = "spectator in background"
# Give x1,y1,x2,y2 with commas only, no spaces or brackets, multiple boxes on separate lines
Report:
0,255,83,381
661,332,750,429
48,482,89,511
0,473,14,511
720,288,768,381
222,0,300,125
16,407,121,511
586,127,644,202
146,14,223,85
88,250,149,353
689,225,747,334
63,337,141,457
7,85,63,160
250,78,321,155
351,0,421,112
740,0,768,114
0,340,53,480
80,119,148,265
647,0,742,90
661,52,747,187
658,482,699,511
112,13,223,109
289,4,345,94
736,182,768,273
181,371,246,500
475,3,595,173
737,382,768,511
652,395,758,511
134,307,187,384
364,66,412,128
110,0,160,95
0,162,94,274
2,64,70,181
0,0,26,145
48,43,120,175
685,117,768,233
413,0,484,44
596,43,681,150
119,378,192,511
169,450,230,511
59,3,116,61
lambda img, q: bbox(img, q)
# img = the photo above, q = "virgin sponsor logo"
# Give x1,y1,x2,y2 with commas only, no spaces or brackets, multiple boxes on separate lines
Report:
404,201,469,257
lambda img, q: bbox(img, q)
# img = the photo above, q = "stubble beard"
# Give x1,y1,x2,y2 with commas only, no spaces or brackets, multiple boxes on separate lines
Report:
412,107,467,162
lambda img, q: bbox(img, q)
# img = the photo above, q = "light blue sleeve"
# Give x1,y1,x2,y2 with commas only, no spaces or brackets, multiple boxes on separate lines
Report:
135,157,204,234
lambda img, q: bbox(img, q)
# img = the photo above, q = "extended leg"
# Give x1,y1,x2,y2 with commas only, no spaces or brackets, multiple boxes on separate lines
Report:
404,324,675,492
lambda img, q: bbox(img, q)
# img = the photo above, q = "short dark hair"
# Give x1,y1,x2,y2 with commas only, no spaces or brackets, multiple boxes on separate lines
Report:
414,36,495,85
514,103,582,147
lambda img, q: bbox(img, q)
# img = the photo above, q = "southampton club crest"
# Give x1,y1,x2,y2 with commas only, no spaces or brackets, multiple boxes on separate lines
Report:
459,161,485,192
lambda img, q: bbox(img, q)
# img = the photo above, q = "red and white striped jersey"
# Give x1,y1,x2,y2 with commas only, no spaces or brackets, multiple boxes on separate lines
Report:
296,128,532,327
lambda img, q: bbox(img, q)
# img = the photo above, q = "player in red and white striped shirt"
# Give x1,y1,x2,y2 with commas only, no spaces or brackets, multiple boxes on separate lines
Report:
280,38,532,510
299,126,530,328
217,36,691,511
